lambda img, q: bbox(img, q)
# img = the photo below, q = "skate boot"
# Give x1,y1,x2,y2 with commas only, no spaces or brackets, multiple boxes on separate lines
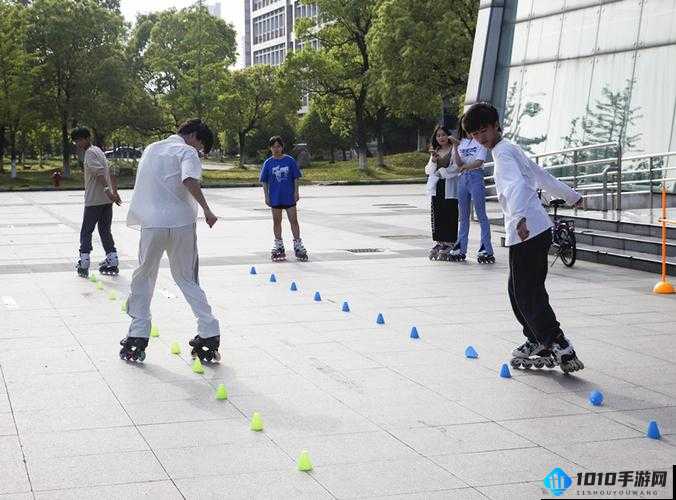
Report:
510,339,556,369
271,239,286,262
99,252,119,276
551,335,584,373
76,253,90,278
448,244,466,262
189,335,221,363
294,239,309,262
437,244,453,261
119,336,148,362
429,243,443,260
477,245,495,264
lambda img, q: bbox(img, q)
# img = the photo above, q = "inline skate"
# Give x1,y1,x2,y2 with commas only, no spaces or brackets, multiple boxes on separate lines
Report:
271,239,286,262
189,335,221,363
76,252,90,278
99,252,119,276
429,243,444,260
510,339,556,369
551,335,584,373
448,243,466,262
294,239,308,262
437,244,453,261
477,245,495,264
119,336,148,362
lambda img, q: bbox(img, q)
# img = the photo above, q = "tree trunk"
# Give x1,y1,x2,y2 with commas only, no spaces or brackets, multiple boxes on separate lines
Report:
10,129,17,179
61,121,71,177
376,134,385,167
416,125,426,152
238,131,246,168
0,125,4,173
329,145,335,163
355,106,368,172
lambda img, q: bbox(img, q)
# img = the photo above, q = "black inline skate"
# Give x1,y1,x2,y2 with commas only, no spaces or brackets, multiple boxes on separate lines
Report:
429,243,444,260
294,239,309,262
76,253,90,278
99,252,119,276
437,244,453,261
271,239,286,262
477,245,495,264
448,243,466,262
510,339,556,370
119,336,148,362
189,335,221,363
551,335,584,373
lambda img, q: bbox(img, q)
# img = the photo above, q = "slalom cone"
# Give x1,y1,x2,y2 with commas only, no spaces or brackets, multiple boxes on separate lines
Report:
653,280,674,294
89,274,97,283
170,341,181,355
465,346,478,359
150,324,159,337
410,326,419,339
297,450,313,471
314,291,321,302
270,273,277,283
108,291,117,301
192,357,205,374
250,266,257,275
215,384,228,400
250,412,263,431
290,281,298,291
647,420,661,439
342,301,350,312
588,390,604,406
96,281,104,291
120,299,127,313
376,313,385,325
499,363,512,378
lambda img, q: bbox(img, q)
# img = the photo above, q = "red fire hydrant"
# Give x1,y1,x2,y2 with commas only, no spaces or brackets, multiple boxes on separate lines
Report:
52,170,62,187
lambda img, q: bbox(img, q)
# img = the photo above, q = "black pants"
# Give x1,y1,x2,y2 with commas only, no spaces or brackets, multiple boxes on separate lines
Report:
508,229,563,346
431,179,458,243
80,203,116,255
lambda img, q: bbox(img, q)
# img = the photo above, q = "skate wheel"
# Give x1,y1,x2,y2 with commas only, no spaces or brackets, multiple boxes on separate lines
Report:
533,358,545,369
212,351,222,362
510,358,522,369
137,351,146,362
203,351,214,362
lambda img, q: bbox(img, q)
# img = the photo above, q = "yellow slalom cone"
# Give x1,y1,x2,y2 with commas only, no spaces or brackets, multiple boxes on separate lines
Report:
250,412,263,431
89,274,97,283
108,291,117,301
170,342,181,355
297,450,313,472
215,384,228,400
150,324,159,337
192,357,205,374
120,299,127,313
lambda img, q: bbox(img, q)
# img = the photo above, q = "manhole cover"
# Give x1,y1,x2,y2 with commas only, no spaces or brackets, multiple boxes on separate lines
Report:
345,248,384,253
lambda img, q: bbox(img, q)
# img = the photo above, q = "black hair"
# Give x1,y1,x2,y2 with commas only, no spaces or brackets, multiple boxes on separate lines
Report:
70,127,91,141
462,102,501,134
269,135,284,148
430,125,453,150
456,114,469,140
177,118,214,154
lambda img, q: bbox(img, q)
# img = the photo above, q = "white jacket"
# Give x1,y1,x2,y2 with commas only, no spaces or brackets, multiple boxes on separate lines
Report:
425,152,459,199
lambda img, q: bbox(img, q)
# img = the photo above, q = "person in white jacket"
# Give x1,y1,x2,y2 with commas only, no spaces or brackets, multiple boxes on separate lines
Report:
462,102,584,374
425,125,460,260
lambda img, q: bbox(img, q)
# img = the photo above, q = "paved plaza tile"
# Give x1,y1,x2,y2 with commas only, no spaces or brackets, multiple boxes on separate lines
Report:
0,186,674,498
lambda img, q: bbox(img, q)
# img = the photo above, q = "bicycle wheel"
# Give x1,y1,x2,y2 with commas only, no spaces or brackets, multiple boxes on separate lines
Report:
557,227,577,267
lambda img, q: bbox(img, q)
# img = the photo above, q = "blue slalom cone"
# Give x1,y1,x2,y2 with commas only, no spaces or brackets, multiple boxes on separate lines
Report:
499,363,512,378
342,301,350,312
588,390,604,406
250,266,257,275
314,291,321,302
410,326,419,339
465,346,478,359
270,273,277,283
647,420,661,439
290,281,298,291
376,313,385,325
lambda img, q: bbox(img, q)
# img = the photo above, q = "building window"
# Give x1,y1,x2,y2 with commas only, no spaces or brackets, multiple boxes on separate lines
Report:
252,7,286,45
252,0,278,12
295,2,318,20
254,43,287,66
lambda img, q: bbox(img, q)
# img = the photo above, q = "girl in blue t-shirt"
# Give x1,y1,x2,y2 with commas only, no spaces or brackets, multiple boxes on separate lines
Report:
259,136,308,261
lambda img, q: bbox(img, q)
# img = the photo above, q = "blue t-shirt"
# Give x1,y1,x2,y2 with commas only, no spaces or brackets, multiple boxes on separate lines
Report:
259,155,302,206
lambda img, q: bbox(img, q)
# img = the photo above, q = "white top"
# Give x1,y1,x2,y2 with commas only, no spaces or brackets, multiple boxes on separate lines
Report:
457,138,488,165
83,146,111,207
424,150,459,199
127,135,203,229
492,139,581,246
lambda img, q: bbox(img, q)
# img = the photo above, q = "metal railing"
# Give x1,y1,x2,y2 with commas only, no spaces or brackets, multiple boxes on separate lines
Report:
483,141,676,219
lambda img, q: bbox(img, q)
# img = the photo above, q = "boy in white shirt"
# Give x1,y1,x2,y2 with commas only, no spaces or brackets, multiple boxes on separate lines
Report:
121,119,221,363
71,127,121,278
462,103,584,373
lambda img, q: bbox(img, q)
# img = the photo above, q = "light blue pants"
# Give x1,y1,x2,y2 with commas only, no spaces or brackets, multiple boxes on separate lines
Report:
457,170,493,255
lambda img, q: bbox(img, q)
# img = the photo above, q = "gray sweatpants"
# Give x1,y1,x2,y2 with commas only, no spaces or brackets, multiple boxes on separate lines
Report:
126,224,220,339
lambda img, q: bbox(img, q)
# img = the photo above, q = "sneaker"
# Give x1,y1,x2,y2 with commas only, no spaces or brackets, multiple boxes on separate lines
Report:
551,336,584,373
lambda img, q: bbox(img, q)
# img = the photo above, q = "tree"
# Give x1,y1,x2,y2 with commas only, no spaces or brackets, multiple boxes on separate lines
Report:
502,81,547,154
287,0,382,171
215,65,300,167
298,106,350,161
25,0,128,176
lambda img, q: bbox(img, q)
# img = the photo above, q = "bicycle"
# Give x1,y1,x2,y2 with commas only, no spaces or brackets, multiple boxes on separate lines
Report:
548,199,577,268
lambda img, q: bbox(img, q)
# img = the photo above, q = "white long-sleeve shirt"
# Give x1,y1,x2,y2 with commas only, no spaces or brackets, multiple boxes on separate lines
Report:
424,152,459,199
492,139,581,246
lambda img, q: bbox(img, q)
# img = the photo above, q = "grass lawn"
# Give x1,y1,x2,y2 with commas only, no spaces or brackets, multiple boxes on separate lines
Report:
0,152,428,190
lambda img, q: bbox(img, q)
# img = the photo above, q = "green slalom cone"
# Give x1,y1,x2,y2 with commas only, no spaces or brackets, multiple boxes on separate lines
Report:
250,412,263,431
170,342,181,355
215,384,228,400
108,291,117,301
297,450,313,471
150,324,159,337
89,274,97,283
120,299,127,313
192,357,205,374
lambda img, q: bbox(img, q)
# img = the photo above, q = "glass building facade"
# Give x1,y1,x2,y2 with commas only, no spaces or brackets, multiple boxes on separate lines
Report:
466,0,676,158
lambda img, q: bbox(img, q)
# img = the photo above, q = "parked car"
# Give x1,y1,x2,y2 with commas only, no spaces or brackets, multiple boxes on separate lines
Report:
104,147,143,159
